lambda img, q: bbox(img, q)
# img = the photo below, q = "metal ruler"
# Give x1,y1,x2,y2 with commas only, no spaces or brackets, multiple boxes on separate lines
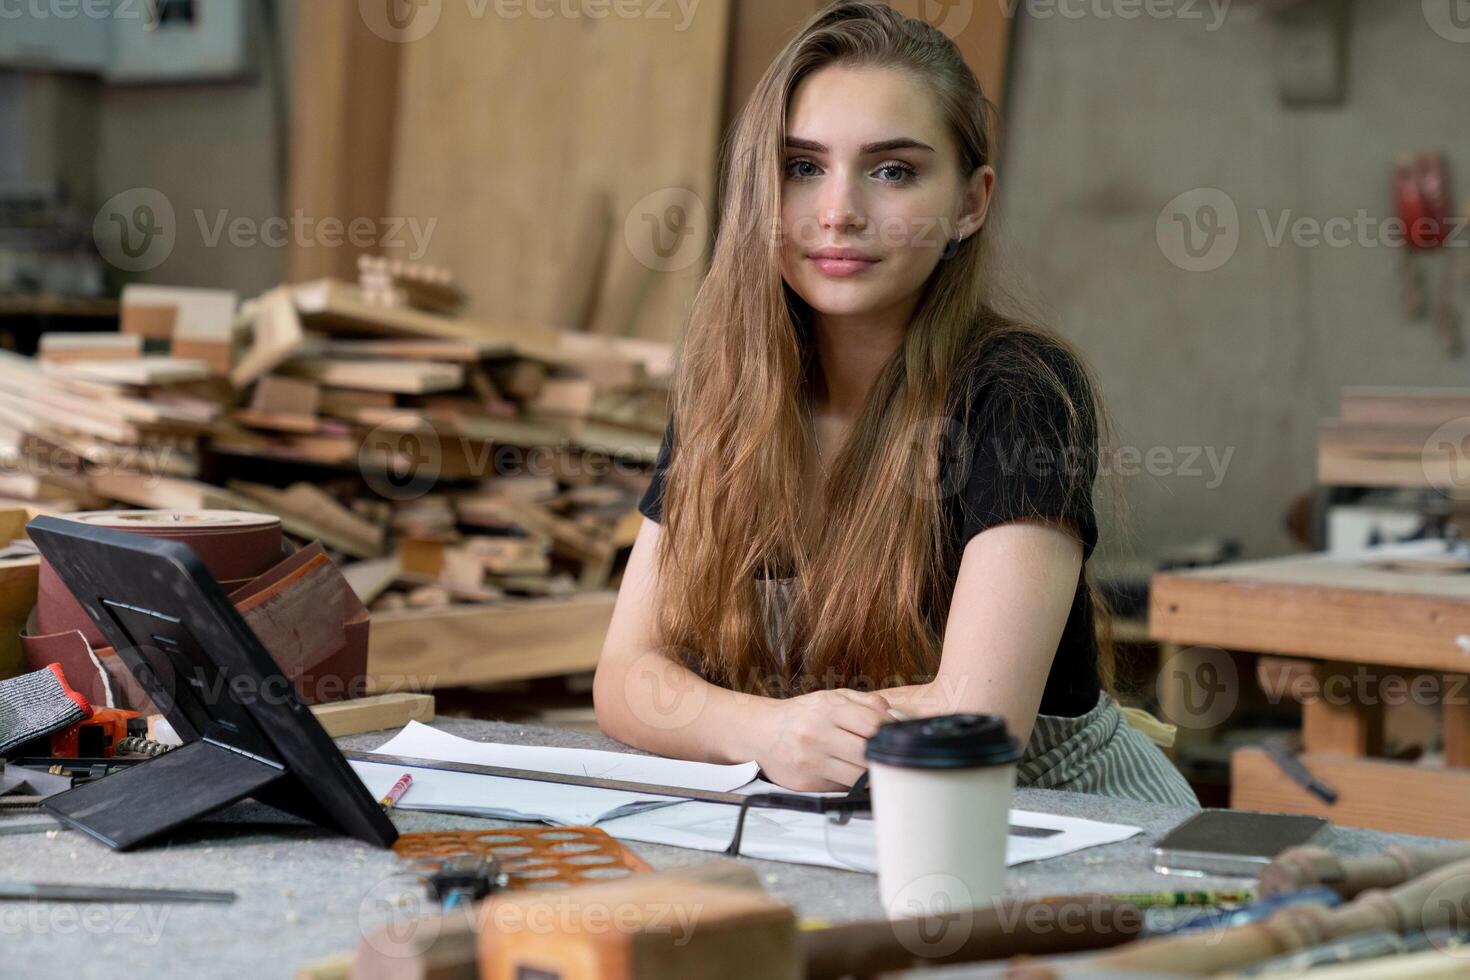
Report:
345,750,755,806
0,882,235,904
346,752,1061,839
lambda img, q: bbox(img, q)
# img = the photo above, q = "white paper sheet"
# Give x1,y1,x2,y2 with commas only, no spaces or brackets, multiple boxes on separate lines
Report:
348,723,1139,869
349,759,672,825
376,721,759,791
597,797,1142,873
349,722,760,826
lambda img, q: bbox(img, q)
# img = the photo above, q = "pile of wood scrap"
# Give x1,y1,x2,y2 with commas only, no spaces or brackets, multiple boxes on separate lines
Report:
5,275,670,625
1317,387,1470,490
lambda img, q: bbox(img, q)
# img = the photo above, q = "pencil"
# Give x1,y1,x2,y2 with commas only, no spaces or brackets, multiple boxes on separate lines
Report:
1101,889,1255,908
379,772,413,809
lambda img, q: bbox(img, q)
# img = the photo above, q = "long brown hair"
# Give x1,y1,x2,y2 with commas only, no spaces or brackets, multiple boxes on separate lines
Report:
653,0,1118,701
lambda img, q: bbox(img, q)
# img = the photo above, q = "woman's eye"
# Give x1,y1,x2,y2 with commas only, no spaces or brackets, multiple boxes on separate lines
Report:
876,163,916,182
785,158,820,179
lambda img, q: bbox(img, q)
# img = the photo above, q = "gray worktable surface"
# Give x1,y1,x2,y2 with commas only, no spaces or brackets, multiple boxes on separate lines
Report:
0,716,1455,980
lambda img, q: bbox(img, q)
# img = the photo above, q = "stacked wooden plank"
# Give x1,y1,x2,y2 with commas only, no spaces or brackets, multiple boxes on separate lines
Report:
5,275,672,687
356,254,466,314
1317,387,1470,492
0,346,218,510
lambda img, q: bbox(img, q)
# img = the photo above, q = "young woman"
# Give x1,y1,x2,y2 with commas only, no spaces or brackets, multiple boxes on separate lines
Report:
593,0,1198,808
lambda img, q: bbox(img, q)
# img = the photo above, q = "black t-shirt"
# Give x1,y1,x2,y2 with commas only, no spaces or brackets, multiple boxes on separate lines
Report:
637,336,1102,717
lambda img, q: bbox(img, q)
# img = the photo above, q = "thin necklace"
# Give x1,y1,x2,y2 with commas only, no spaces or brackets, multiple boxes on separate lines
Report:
805,391,828,477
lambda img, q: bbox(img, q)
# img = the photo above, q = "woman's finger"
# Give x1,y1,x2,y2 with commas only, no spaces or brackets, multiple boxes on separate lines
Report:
824,726,875,770
838,689,893,713
831,701,893,741
821,756,868,789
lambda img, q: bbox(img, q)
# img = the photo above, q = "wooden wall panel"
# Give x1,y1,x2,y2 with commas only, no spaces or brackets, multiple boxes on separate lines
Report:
287,3,402,284
386,3,730,342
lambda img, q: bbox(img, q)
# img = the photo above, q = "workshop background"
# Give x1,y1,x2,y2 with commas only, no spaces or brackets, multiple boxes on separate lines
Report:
2,0,1469,815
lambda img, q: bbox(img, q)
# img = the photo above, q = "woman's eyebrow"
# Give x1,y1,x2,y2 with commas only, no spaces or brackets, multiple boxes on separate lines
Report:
784,136,935,155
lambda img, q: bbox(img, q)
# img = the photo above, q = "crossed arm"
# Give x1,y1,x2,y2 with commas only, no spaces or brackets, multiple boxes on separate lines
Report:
871,518,1083,746
592,515,1084,789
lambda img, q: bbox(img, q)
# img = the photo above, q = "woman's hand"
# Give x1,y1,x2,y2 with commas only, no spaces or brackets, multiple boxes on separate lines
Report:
750,688,896,791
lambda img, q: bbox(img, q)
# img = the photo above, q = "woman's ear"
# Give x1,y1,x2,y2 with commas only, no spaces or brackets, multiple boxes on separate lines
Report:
956,165,996,239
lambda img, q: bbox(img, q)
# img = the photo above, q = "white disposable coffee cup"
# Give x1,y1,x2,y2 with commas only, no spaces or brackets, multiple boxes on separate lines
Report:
865,713,1022,920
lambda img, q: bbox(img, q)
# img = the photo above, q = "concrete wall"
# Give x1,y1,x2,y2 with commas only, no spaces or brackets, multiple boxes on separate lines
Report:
92,0,295,297
996,0,1470,562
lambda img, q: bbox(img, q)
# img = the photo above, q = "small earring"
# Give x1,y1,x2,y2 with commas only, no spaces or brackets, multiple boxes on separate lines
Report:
941,235,964,260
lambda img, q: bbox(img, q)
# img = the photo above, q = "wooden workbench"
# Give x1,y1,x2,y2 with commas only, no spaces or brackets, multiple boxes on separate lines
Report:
2,717,1458,979
1151,540,1470,837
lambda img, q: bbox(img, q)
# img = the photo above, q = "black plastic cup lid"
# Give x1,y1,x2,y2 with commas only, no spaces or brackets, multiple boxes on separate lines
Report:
865,713,1022,769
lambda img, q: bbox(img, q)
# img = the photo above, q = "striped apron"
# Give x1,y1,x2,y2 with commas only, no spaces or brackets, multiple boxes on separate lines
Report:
758,576,1200,809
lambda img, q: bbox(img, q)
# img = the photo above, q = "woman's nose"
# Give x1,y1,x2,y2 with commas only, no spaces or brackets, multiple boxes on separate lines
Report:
818,175,867,234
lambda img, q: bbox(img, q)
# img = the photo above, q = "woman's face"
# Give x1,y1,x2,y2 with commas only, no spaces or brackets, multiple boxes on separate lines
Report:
779,64,993,321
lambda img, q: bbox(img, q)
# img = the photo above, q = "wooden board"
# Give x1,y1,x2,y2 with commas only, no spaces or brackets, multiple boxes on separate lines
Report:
1339,387,1470,427
315,338,513,362
310,692,435,737
1231,748,1470,838
1317,414,1470,490
365,592,616,691
292,279,567,364
38,333,143,363
0,554,39,680
1149,543,1470,672
385,0,729,341
286,2,401,283
120,285,236,341
281,357,464,394
45,357,212,386
229,481,385,558
235,375,321,433
1301,662,1384,756
339,556,401,606
231,287,305,388
1318,454,1467,490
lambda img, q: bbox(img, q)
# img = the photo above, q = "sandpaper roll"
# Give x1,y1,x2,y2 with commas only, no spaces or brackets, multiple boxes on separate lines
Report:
24,510,365,710
34,510,283,647
19,610,115,711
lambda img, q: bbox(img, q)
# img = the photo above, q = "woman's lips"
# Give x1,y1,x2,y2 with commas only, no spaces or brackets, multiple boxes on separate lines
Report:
809,256,879,277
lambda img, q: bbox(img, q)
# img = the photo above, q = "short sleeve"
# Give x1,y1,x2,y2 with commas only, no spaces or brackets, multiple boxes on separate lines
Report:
957,344,1100,563
637,417,674,523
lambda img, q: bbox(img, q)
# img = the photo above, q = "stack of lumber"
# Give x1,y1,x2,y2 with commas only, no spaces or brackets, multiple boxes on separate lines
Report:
356,254,466,314
2,273,672,687
1317,387,1470,491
